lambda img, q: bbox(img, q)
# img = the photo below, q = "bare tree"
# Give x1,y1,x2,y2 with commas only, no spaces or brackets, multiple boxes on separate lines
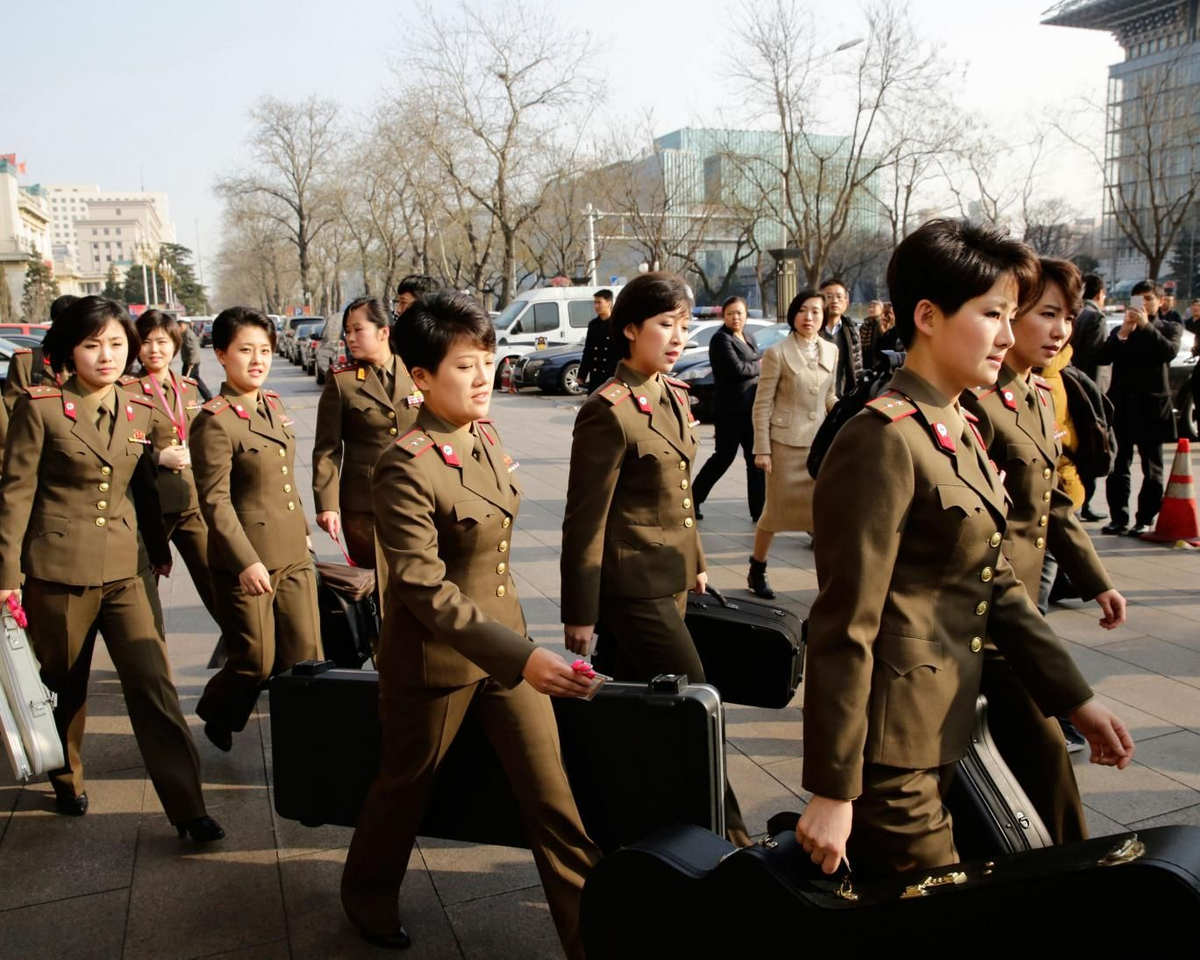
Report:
216,95,341,307
730,0,948,285
212,199,299,312
400,0,601,306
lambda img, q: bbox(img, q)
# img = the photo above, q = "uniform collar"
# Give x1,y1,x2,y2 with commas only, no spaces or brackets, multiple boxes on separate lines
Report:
416,405,473,447
615,361,662,405
997,363,1032,402
221,383,261,410
65,377,117,420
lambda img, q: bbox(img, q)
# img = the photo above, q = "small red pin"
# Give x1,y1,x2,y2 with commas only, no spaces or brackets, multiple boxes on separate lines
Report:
932,421,956,453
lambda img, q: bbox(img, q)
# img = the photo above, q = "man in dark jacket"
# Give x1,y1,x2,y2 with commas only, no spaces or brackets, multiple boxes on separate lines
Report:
179,318,213,400
1100,280,1183,536
578,289,616,393
692,297,765,521
817,277,862,396
1069,273,1111,520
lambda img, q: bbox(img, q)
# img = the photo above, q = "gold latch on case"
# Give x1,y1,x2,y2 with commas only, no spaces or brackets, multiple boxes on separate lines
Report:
835,875,859,901
901,871,967,899
1099,836,1145,867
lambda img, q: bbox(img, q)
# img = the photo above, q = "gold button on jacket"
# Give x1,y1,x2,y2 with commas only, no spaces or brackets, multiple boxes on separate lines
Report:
802,368,1093,801
190,386,310,574
372,409,531,691
312,358,419,515
963,366,1111,601
0,380,170,589
560,362,706,626
119,372,204,516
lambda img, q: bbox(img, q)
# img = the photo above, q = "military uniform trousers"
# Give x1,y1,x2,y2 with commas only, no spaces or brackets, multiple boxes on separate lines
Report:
341,678,600,960
163,507,222,631
849,762,959,879
23,574,205,822
599,591,747,837
197,557,321,732
981,649,1086,845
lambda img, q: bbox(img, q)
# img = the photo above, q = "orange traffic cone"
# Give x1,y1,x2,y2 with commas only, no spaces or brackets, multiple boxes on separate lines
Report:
1141,438,1200,546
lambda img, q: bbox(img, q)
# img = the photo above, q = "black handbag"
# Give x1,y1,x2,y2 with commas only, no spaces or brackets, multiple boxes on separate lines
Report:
312,561,378,668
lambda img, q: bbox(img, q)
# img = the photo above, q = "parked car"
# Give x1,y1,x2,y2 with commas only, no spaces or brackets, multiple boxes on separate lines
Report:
285,320,323,363
0,322,49,342
510,319,774,396
2,334,46,351
492,285,624,387
300,321,326,374
314,310,350,384
0,336,18,387
280,316,320,357
183,316,215,347
672,322,792,422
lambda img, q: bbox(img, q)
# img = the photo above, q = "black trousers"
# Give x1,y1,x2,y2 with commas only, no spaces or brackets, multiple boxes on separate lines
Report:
182,362,213,401
1106,416,1167,527
692,411,765,520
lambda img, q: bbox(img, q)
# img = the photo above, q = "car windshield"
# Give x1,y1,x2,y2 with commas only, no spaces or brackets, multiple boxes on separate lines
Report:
755,324,792,353
0,336,16,359
687,325,720,348
492,300,528,331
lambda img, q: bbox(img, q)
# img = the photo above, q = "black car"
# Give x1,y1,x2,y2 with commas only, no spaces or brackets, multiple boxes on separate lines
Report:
512,345,587,395
672,323,792,422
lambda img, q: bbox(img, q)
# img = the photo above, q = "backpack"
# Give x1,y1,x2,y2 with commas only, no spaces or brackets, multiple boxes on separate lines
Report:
1061,366,1116,480
807,361,899,479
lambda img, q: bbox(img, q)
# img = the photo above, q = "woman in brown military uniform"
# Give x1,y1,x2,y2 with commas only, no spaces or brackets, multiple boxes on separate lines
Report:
797,221,1133,879
312,296,420,568
559,271,750,846
0,296,222,841
341,292,598,957
119,310,223,640
190,306,321,752
963,257,1126,847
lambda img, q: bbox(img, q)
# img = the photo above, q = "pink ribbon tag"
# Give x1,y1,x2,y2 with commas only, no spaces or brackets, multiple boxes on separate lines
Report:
6,594,28,628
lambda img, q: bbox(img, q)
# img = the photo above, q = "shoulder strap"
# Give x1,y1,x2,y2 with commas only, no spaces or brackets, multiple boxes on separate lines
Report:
597,380,631,406
864,390,917,422
202,397,231,415
395,429,435,458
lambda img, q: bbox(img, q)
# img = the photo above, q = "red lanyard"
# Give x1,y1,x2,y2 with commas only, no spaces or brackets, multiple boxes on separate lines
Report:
148,372,188,445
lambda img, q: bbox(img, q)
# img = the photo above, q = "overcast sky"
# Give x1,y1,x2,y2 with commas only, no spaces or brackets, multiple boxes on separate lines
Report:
5,0,1120,282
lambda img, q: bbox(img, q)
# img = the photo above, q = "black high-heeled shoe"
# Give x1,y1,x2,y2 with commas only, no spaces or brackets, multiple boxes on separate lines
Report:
54,791,89,817
176,816,226,843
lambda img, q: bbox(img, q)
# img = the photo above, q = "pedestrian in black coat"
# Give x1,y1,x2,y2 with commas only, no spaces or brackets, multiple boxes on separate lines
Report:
1100,280,1183,536
179,319,213,400
1069,273,1111,519
816,277,862,396
578,289,617,393
692,297,765,521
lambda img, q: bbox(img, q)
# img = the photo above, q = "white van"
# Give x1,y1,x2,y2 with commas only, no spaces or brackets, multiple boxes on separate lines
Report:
492,284,623,386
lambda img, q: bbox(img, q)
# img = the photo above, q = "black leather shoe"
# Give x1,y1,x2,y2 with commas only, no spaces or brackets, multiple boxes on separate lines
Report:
1080,507,1107,522
1127,524,1150,537
176,815,226,843
1100,523,1128,536
55,792,88,817
694,506,704,520
204,720,233,753
355,924,412,950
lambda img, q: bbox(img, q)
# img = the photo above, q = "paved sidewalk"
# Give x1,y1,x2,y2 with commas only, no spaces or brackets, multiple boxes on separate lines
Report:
2,357,1198,959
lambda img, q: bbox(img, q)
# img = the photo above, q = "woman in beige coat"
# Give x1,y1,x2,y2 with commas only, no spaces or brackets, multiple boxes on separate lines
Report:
747,288,838,598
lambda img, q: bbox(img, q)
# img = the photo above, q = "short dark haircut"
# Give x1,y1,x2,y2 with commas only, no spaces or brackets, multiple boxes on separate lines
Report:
786,288,825,332
49,294,80,323
593,288,614,303
391,291,495,373
818,277,848,292
136,308,183,353
1131,279,1162,298
212,305,277,352
721,295,748,315
343,296,390,329
1082,273,1105,301
609,272,693,359
45,296,139,375
396,275,440,299
1017,258,1084,322
886,219,1039,348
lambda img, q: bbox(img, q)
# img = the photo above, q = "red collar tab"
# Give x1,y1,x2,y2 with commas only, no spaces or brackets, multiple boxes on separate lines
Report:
1000,389,1018,411
63,399,78,421
635,394,653,415
932,421,956,454
232,402,251,420
437,442,461,467
125,403,136,421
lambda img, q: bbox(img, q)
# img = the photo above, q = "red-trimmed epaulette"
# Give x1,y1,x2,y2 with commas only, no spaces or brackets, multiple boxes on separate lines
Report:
119,374,140,386
395,429,434,457
331,361,359,375
865,390,917,422
182,375,198,386
202,397,231,415
597,380,631,406
13,348,31,356
125,394,155,408
664,375,691,390
971,384,997,399
22,385,60,399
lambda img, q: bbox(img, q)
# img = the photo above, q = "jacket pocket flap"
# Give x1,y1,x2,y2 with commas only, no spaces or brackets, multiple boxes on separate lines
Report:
1005,442,1038,463
635,439,669,459
238,509,268,527
936,483,978,515
610,523,666,547
51,439,89,456
453,499,493,523
875,634,942,676
32,514,70,537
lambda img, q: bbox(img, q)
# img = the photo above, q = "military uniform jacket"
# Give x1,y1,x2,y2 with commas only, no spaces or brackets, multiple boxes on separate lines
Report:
0,379,170,589
312,356,419,514
119,371,205,516
560,362,706,626
373,406,532,692
3,350,60,411
190,384,308,575
964,365,1112,601
802,367,1093,801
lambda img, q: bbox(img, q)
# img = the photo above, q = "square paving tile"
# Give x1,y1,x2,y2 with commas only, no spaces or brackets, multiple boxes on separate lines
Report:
445,887,562,960
0,887,128,960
